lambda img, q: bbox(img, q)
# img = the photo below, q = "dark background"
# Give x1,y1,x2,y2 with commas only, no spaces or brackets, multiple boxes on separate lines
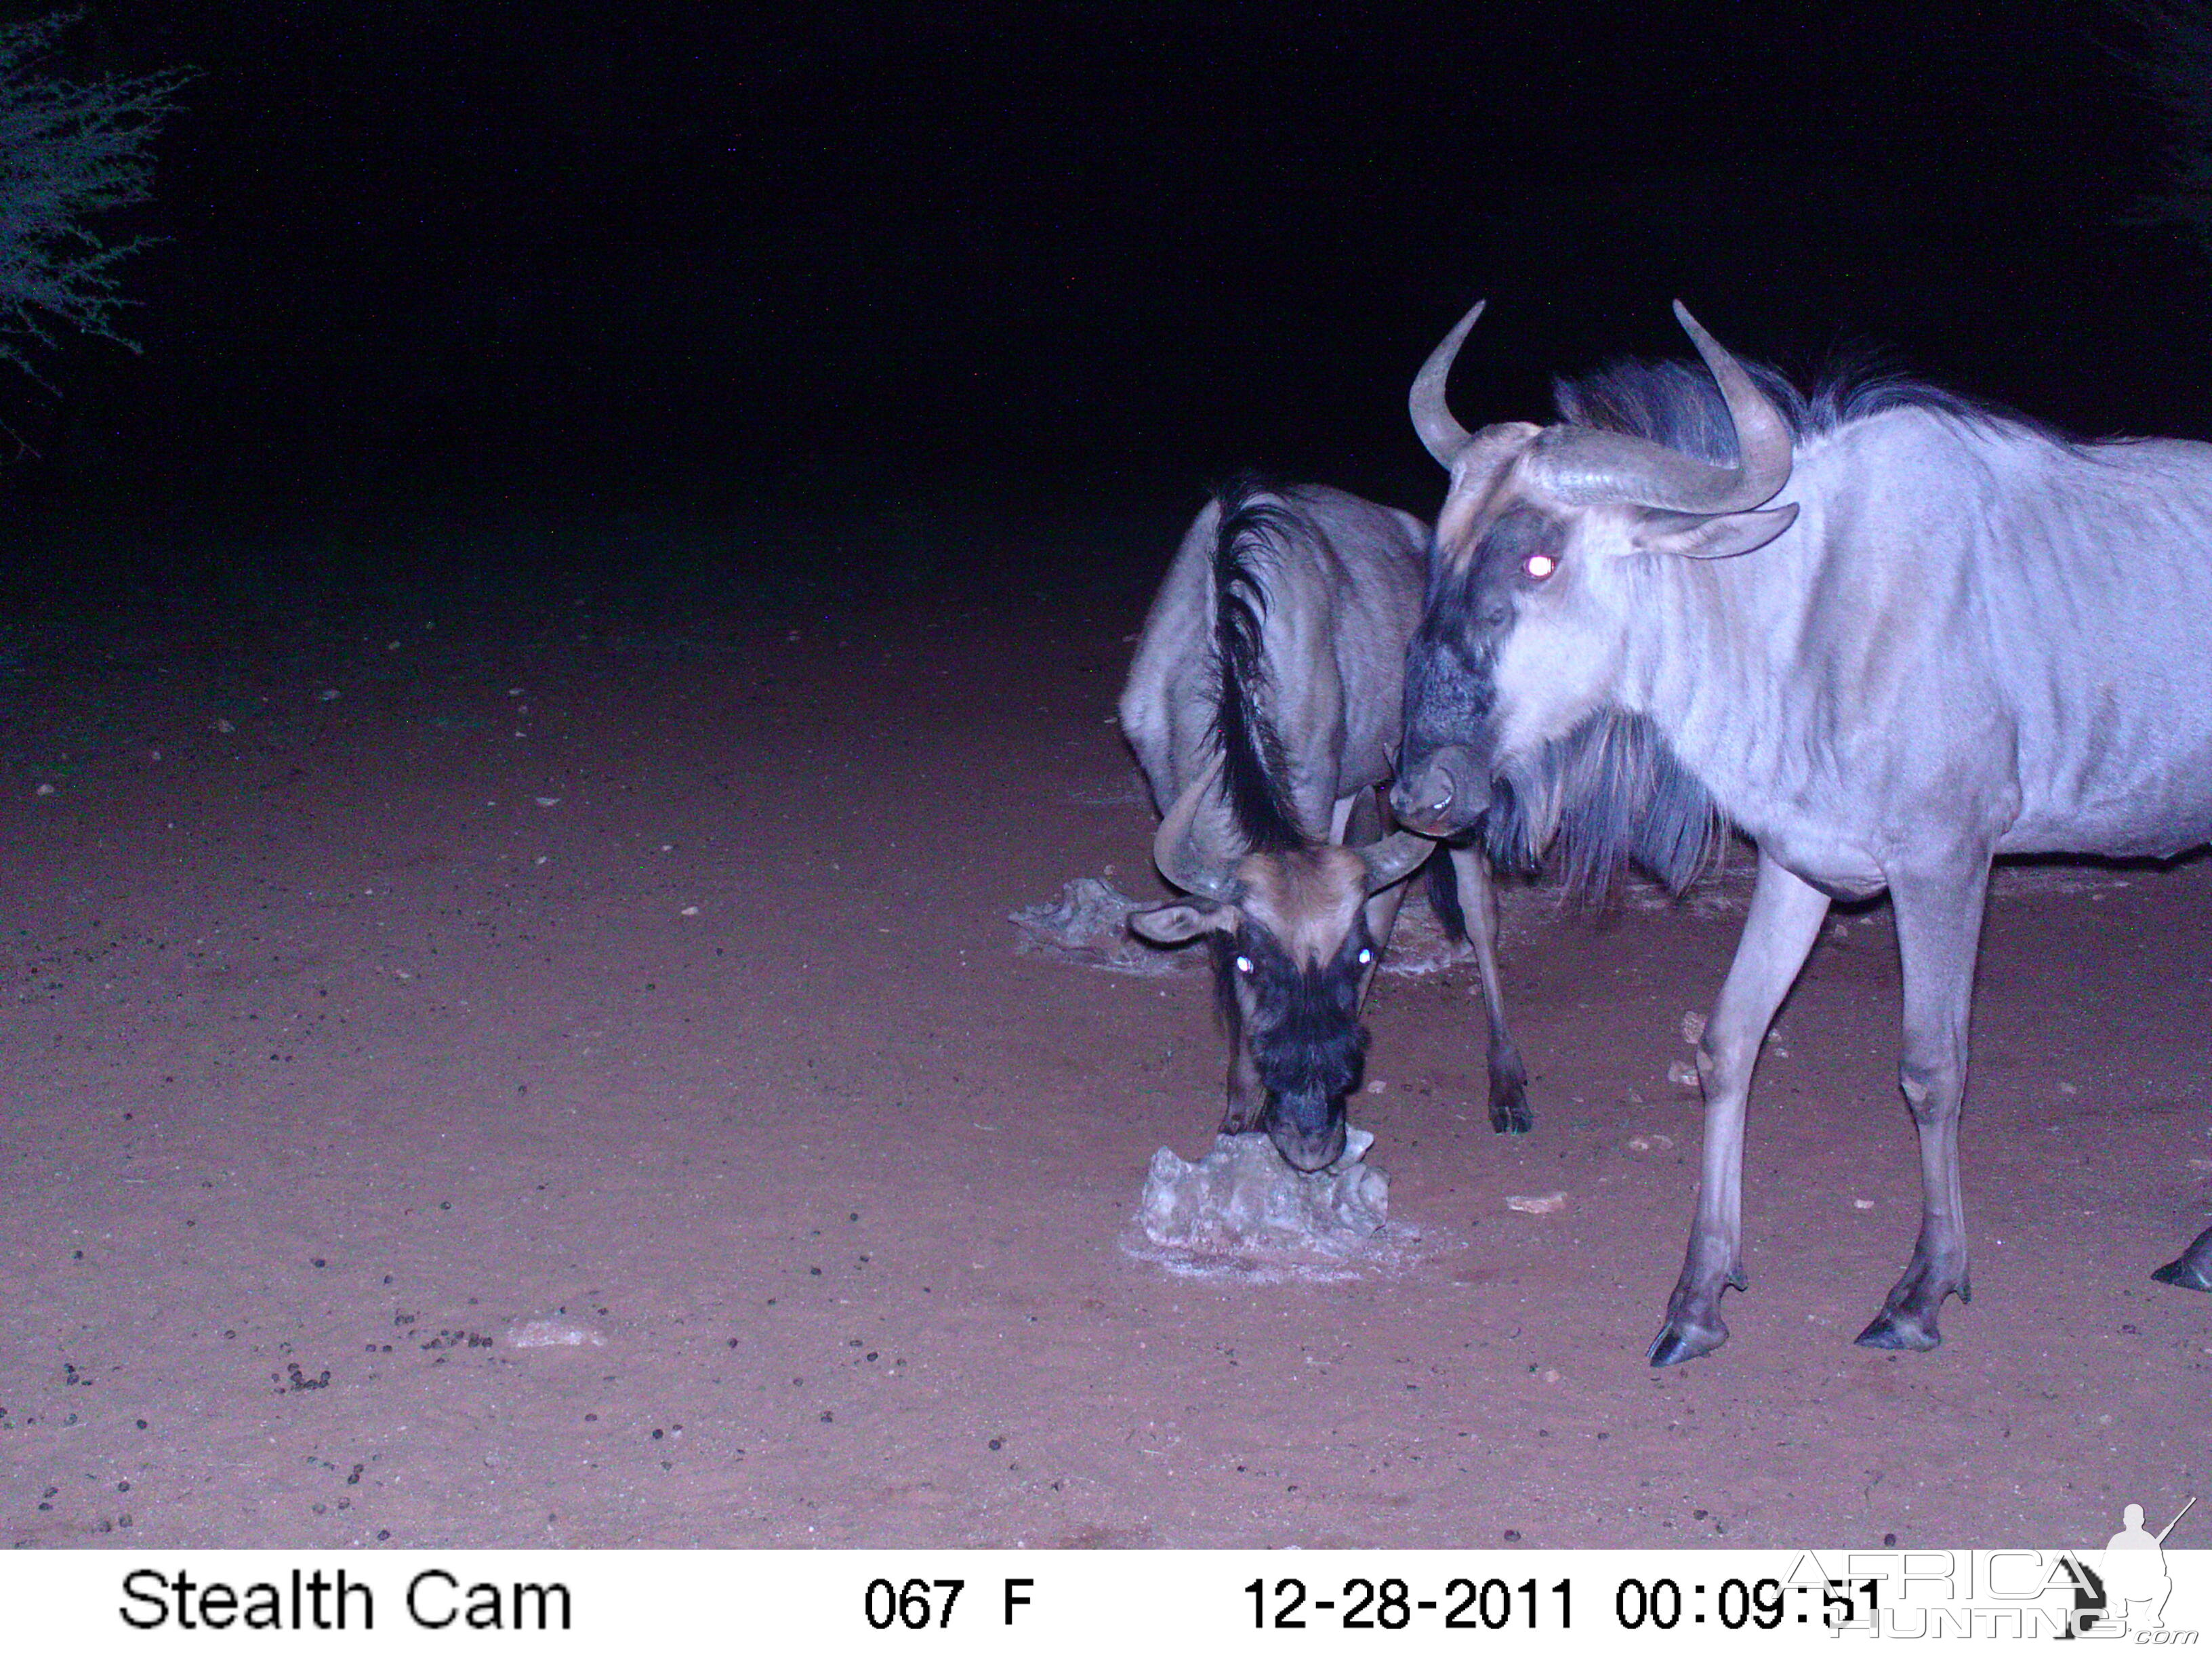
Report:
5,0,2209,594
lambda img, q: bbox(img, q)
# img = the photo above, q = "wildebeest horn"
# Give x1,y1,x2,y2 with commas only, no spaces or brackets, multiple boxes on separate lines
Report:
1532,301,1795,515
1359,831,1433,894
1152,762,1237,902
1410,298,1485,465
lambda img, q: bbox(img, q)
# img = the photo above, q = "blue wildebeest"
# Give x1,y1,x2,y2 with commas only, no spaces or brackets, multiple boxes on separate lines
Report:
1121,475,1530,1171
1391,300,2212,1364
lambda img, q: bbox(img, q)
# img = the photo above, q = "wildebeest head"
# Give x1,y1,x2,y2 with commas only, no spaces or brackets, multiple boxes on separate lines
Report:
1130,771,1431,1172
1390,301,1799,845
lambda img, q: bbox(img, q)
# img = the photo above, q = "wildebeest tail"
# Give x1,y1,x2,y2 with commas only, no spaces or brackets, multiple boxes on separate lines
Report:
1210,473,1305,853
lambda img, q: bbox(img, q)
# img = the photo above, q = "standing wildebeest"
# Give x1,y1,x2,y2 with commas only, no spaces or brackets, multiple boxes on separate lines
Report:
1392,299,2212,1364
1121,475,1530,1171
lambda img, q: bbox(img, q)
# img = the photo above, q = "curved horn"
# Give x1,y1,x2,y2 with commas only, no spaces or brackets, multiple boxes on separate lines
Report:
1152,760,1236,902
1409,298,1485,466
1530,301,1794,514
1672,301,1796,506
1358,830,1433,895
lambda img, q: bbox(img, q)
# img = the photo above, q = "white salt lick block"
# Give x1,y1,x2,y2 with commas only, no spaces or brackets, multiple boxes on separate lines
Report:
1139,1127,1389,1254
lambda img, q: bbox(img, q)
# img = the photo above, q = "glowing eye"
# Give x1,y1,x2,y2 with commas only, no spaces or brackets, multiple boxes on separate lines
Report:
1235,955,1254,975
1356,948,1373,966
1524,552,1557,580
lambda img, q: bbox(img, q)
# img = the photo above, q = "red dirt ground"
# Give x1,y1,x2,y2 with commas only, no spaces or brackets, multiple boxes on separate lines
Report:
2,539,2206,1551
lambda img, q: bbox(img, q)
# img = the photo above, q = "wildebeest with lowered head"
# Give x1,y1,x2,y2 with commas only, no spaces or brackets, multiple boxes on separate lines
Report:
1393,298,2212,1364
1121,475,1530,1172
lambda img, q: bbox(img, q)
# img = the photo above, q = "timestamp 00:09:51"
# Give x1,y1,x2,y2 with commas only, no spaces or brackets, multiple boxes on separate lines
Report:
1246,1575,1881,1632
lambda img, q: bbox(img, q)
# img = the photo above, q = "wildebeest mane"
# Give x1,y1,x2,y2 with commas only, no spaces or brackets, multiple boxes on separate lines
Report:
1208,474,1306,854
1553,352,2076,462
1484,708,1726,901
1551,357,1808,464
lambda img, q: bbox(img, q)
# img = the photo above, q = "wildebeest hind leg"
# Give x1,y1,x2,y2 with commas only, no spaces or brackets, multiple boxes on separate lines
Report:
1650,853,1829,1367
2153,1223,2212,1291
1450,845,1530,1134
1856,857,1991,1352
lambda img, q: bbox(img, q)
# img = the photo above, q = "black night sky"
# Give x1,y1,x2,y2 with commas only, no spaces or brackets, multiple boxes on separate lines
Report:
8,1,2211,580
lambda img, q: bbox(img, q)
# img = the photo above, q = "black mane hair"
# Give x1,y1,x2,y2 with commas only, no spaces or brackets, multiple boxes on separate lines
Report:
1551,352,2075,465
1208,473,1307,854
1483,708,1725,901
1551,356,1807,463
1486,708,1725,902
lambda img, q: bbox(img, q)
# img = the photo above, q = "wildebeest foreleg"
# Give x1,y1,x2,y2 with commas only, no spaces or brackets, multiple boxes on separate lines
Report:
2152,1224,2212,1292
1450,844,1530,1134
1650,853,1830,1366
1855,858,1991,1351
1343,787,1409,1015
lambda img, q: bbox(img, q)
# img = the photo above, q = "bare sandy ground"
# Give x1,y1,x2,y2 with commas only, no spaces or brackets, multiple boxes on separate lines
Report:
1,527,2206,1551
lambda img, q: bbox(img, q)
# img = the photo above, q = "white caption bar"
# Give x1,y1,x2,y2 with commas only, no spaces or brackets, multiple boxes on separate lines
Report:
7,1548,2206,1654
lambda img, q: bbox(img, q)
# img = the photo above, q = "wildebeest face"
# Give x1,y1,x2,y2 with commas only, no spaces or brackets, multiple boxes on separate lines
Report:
1130,844,1384,1171
1395,487,1636,839
1394,300,1801,842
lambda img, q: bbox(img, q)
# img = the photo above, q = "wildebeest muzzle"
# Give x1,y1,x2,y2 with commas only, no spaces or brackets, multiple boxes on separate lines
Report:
1390,741,1483,840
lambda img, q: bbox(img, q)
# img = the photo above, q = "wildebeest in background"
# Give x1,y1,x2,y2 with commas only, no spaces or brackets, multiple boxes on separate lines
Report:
1120,475,1530,1172
1392,299,2212,1364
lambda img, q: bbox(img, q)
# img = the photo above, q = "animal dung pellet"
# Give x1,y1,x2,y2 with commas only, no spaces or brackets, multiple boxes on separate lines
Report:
1626,1134,1675,1153
1679,1010,1706,1044
1139,1128,1388,1254
1504,1191,1566,1216
1666,1059,1700,1088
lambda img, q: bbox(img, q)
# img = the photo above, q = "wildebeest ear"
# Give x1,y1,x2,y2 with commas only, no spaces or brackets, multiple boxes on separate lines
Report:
1128,898,1235,945
1633,502,1798,560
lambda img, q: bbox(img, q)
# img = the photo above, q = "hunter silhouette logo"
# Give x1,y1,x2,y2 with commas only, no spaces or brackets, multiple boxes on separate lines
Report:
2097,1496,2196,1635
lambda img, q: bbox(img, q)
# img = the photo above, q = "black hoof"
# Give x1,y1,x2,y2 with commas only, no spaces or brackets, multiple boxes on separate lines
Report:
1647,1319,1727,1367
1853,1308,1942,1351
2152,1257,2212,1292
1487,1077,1533,1136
